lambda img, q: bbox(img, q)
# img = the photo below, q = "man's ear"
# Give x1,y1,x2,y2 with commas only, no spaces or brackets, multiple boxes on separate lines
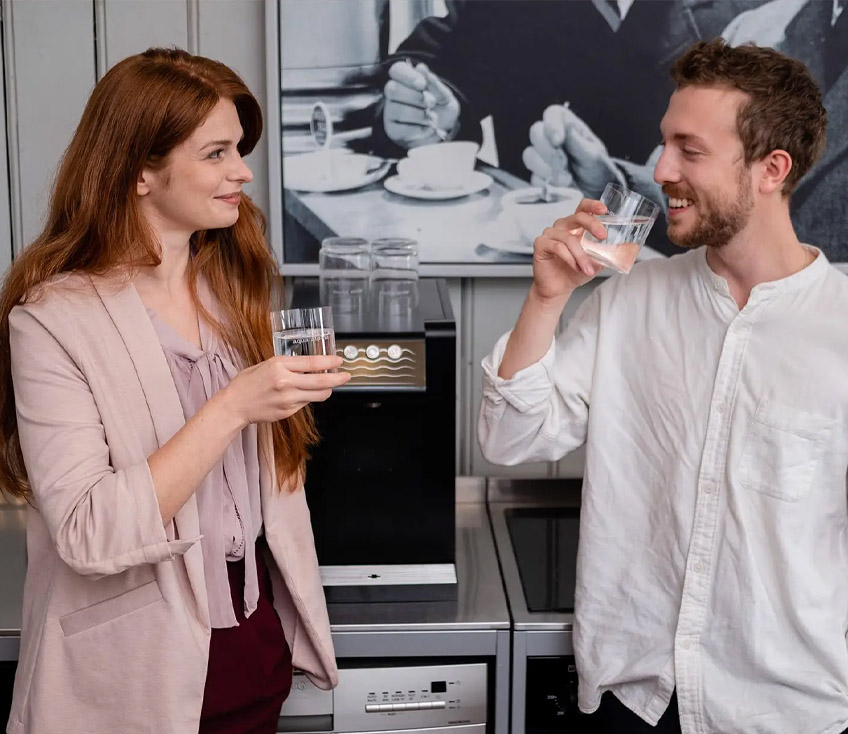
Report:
758,149,792,195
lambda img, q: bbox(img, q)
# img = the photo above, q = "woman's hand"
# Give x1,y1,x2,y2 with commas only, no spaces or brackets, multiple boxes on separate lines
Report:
532,198,608,304
218,355,351,427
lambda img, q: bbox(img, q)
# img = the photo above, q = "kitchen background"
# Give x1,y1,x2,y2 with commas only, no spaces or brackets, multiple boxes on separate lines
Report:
0,0,845,482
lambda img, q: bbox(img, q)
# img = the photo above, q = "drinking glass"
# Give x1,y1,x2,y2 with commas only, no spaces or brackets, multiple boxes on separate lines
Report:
319,236,370,315
580,183,661,274
271,306,336,364
370,238,419,316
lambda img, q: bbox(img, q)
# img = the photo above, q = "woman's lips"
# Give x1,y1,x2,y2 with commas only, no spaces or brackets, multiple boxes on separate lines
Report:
216,193,241,205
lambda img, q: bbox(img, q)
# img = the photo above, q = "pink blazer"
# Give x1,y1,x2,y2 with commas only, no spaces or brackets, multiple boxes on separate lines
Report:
5,272,338,734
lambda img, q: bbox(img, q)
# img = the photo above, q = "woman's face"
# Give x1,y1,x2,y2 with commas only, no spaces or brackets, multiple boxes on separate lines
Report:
138,98,253,238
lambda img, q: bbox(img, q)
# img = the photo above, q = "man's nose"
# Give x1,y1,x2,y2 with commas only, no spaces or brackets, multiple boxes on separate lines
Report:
653,147,679,186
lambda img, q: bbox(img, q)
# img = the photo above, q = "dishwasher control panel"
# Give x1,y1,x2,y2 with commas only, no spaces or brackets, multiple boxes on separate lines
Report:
281,662,487,733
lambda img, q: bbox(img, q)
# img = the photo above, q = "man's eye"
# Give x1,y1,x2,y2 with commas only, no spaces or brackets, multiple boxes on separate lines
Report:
683,149,702,158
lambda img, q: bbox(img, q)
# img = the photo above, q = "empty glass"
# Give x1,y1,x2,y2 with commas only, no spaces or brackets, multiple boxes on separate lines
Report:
319,236,370,315
271,306,336,362
580,183,661,274
370,238,419,316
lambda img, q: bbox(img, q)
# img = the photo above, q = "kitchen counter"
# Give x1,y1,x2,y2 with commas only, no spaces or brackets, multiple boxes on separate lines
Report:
0,481,509,655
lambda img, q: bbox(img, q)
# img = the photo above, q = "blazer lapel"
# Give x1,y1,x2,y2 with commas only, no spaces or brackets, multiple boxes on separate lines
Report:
89,273,208,623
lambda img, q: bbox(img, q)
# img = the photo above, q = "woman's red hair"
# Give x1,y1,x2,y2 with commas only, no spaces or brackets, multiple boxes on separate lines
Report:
0,47,317,500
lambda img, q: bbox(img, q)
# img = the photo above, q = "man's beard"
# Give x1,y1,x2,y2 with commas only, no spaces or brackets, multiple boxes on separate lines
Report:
664,166,754,249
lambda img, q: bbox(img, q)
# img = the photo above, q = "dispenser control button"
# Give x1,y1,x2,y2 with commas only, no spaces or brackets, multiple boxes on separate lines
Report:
343,345,358,360
432,701,446,709
387,344,403,360
365,705,380,713
405,703,420,711
418,701,433,710
365,345,380,360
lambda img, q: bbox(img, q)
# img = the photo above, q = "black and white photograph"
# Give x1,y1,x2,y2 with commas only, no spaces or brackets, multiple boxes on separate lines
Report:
278,0,848,271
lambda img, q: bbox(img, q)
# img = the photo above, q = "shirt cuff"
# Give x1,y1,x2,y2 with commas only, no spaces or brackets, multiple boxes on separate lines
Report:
480,331,557,412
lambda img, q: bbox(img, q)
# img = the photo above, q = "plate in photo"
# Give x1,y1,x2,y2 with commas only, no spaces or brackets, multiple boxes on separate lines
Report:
284,151,391,193
384,171,493,200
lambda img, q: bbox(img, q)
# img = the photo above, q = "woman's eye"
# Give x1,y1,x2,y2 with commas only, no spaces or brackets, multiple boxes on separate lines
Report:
208,149,224,160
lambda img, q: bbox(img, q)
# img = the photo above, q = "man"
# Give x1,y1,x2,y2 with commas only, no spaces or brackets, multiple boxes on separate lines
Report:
479,39,848,734
525,0,848,260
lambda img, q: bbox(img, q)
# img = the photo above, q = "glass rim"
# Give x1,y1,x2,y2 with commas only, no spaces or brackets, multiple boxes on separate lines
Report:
371,237,418,250
270,305,334,331
601,181,662,217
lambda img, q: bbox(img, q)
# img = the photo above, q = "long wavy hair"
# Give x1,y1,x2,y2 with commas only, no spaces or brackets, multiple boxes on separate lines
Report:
0,47,317,500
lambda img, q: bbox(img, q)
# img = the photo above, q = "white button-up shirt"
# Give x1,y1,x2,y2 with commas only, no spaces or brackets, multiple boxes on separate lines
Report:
479,247,848,734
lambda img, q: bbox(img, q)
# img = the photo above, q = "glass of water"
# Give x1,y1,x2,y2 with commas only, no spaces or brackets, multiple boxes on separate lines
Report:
580,183,661,274
271,306,336,365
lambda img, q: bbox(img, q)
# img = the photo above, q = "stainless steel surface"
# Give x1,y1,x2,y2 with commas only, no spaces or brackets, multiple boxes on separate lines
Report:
0,490,509,654
0,505,26,660
333,662,486,731
320,564,457,586
488,479,583,734
327,500,509,633
487,478,581,631
283,674,334,717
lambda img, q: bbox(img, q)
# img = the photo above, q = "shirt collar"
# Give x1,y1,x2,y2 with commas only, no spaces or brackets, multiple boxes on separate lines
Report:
695,244,830,304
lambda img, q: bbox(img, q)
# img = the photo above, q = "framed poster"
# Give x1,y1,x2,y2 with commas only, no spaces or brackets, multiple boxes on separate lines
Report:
268,0,848,276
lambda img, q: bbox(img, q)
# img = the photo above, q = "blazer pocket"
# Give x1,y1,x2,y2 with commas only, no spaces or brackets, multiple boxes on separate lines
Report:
738,398,835,502
60,580,163,637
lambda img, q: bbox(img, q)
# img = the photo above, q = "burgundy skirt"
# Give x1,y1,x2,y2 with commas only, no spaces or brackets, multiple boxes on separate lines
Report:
199,537,293,734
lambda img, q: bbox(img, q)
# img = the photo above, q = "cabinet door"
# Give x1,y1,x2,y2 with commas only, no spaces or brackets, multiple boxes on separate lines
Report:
467,278,552,478
6,0,96,250
97,0,188,73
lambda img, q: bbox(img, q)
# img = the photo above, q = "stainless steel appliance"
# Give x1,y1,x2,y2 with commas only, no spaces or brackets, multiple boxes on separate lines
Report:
488,479,592,734
280,662,487,734
278,489,509,734
0,488,510,734
290,278,456,603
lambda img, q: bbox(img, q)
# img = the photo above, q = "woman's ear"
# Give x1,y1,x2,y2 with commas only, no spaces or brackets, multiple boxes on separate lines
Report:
137,167,152,197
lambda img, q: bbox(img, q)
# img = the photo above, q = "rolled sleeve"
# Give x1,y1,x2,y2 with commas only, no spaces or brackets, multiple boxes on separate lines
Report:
481,331,557,412
477,289,600,465
9,304,199,578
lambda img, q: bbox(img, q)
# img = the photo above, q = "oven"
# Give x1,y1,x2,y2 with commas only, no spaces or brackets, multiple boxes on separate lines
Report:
487,479,594,734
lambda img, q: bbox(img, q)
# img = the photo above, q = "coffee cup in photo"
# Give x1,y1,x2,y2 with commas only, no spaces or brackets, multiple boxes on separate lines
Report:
399,141,479,189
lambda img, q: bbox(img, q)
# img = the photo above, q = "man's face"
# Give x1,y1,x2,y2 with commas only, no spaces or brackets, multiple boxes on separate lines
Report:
653,85,755,249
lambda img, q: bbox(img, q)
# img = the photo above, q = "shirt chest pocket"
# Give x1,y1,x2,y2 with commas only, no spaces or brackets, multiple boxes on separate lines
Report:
738,398,835,502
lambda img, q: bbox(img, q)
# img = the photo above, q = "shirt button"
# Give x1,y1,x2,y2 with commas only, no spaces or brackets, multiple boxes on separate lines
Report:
693,561,706,573
715,402,726,414
680,639,693,650
703,482,714,494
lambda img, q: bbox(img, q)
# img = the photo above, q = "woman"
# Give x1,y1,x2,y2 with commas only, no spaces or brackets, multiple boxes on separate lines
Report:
0,48,349,734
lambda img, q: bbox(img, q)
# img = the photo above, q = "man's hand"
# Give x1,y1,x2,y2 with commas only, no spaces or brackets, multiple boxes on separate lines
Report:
523,104,626,198
532,198,609,303
383,61,460,148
